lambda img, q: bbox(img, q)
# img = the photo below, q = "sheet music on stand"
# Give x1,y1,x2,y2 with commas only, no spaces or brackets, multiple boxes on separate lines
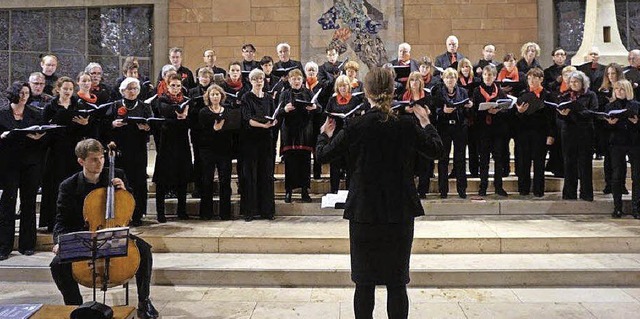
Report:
0,304,43,319
58,227,130,263
321,190,348,209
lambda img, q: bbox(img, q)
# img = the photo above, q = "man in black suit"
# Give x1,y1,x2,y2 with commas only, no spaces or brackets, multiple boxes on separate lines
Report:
389,42,420,71
435,35,465,72
624,49,640,101
49,139,159,319
576,46,605,92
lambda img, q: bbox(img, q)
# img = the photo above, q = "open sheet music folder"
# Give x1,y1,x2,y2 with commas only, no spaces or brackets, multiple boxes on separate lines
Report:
57,227,130,263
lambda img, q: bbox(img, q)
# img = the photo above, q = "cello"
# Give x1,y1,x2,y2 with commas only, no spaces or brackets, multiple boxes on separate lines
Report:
72,142,140,289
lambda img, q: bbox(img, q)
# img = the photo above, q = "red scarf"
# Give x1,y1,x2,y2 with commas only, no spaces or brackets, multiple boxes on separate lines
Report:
402,89,425,102
337,93,352,105
569,90,582,101
78,91,97,104
560,81,569,93
306,77,318,91
530,85,543,98
226,78,243,91
498,67,519,82
479,84,499,102
166,91,184,104
350,80,359,89
157,81,168,96
459,75,473,86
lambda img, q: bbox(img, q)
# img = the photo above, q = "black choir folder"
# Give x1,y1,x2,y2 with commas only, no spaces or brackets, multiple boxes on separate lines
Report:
517,92,545,115
445,98,470,108
326,103,364,119
590,109,636,120
124,116,165,124
10,124,64,136
293,88,323,108
272,66,298,78
73,101,115,117
544,100,576,110
392,65,411,81
57,227,130,263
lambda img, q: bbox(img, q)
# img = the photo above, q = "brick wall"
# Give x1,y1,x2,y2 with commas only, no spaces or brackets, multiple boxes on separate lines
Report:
167,0,538,74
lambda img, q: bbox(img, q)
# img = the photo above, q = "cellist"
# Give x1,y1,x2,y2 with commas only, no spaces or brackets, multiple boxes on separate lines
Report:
49,139,159,319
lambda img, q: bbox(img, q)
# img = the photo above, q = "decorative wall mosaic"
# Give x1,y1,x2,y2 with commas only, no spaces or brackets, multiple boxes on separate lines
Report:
301,0,403,76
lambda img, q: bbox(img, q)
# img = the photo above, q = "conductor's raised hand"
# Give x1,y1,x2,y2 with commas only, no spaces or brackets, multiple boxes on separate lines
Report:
516,102,529,114
413,104,431,128
321,117,336,138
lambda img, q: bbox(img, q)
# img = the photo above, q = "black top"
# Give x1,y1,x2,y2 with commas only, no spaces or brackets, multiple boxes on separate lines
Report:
557,90,599,126
0,105,45,165
188,84,210,130
278,87,320,153
434,52,465,70
432,83,470,127
318,61,341,88
43,73,58,96
158,66,196,90
604,99,640,146
52,168,128,244
471,83,508,134
240,91,274,155
543,63,565,92
516,58,543,75
198,106,233,155
576,62,605,93
316,108,443,223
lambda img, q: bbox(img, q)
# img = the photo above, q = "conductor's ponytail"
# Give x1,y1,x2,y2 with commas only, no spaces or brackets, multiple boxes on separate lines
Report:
364,67,395,121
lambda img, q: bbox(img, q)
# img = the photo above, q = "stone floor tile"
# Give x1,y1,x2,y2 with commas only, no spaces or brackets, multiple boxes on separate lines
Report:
339,301,467,319
250,301,339,319
160,301,256,319
581,302,640,319
310,288,386,303
202,287,312,302
460,302,596,319
511,288,637,303
621,288,640,302
408,288,520,303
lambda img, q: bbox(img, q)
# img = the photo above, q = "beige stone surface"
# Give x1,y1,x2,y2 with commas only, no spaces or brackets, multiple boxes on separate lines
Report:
460,302,596,319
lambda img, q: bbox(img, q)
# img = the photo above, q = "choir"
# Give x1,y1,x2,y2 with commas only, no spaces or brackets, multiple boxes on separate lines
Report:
3,37,640,261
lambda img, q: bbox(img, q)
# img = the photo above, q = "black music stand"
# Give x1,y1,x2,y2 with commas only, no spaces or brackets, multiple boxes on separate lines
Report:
58,227,131,305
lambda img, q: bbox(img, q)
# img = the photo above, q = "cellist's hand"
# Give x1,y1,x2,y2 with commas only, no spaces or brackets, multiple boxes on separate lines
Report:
112,178,125,189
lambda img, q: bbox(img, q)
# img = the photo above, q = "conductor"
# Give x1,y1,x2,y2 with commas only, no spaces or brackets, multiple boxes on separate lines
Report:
316,67,443,319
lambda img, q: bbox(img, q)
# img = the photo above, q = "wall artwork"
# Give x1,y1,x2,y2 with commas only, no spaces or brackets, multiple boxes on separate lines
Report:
301,0,404,75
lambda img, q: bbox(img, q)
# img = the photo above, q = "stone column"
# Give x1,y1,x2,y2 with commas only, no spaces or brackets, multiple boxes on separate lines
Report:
571,0,628,65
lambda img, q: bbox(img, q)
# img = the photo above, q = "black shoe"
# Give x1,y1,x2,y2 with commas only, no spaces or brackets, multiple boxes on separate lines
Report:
244,215,254,222
612,209,624,218
284,191,292,203
439,193,448,199
623,187,629,195
157,215,167,223
580,195,593,202
458,192,467,199
137,298,159,319
178,214,190,220
603,186,611,194
264,215,275,220
131,219,143,227
448,171,455,178
519,191,530,196
0,254,8,261
533,192,544,198
301,190,312,203
19,250,34,256
418,193,427,199
495,188,508,197
478,189,487,196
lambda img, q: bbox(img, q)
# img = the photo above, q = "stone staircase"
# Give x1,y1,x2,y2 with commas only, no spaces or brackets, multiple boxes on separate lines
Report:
3,159,640,291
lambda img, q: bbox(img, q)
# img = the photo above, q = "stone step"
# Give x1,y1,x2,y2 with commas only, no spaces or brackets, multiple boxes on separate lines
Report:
2,252,640,287
144,176,632,196
25,216,640,254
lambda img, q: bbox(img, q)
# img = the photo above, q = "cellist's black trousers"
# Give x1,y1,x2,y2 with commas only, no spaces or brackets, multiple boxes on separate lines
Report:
50,235,153,305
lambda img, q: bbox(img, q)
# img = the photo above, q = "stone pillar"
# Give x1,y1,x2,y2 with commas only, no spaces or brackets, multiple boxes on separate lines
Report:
571,0,628,65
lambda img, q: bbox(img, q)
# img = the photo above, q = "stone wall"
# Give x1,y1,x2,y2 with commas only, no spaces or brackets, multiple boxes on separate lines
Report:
167,0,539,73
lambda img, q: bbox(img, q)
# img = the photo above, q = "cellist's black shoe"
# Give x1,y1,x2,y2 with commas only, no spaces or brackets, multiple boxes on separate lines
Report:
19,250,34,256
284,191,292,203
612,209,624,218
137,298,159,319
301,189,312,202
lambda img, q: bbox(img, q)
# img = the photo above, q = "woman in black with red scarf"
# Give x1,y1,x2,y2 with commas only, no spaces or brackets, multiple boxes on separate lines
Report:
110,77,153,226
472,64,508,197
222,62,250,194
153,74,192,222
557,71,597,201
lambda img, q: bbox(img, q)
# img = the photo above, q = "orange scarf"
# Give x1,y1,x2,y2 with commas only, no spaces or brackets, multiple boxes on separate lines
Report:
306,77,318,91
402,89,425,102
157,81,168,96
350,80,359,89
560,81,569,93
337,93,352,105
498,67,520,82
530,85,543,98
459,75,473,86
78,91,97,104
479,84,499,102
